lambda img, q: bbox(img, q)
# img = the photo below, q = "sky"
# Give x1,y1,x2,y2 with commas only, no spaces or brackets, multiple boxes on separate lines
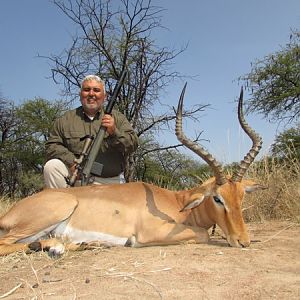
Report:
0,0,299,163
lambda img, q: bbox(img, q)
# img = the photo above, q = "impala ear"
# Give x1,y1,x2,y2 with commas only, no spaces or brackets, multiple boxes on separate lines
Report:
244,182,268,193
180,194,205,212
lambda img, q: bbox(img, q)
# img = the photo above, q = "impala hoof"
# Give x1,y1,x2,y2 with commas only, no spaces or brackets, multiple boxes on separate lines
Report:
28,241,42,252
125,235,139,247
48,244,65,258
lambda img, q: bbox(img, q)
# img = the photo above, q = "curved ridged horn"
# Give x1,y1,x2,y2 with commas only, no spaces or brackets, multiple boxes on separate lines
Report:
231,87,263,182
175,83,227,186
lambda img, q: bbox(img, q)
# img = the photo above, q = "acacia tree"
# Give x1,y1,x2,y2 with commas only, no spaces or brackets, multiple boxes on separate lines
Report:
240,30,300,165
0,97,17,196
138,148,212,190
271,124,300,161
0,98,65,197
240,30,300,124
45,0,205,181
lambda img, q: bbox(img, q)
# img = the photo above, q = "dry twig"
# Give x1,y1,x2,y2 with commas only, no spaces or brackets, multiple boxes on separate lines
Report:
261,224,294,244
129,276,163,299
0,283,22,299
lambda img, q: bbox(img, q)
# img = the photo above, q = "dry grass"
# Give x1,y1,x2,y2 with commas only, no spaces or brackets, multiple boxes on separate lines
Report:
0,196,17,217
243,156,300,223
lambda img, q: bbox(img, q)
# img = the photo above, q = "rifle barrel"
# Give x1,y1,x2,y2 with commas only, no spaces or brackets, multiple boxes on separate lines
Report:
80,70,127,186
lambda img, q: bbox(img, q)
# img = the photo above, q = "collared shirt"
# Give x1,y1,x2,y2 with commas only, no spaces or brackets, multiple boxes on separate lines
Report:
45,106,138,178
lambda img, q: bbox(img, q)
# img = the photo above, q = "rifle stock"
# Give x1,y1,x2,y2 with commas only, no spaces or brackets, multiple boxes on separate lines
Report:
80,70,127,186
67,135,94,186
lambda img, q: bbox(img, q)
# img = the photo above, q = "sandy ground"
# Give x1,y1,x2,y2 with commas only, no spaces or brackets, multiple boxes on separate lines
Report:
0,221,299,300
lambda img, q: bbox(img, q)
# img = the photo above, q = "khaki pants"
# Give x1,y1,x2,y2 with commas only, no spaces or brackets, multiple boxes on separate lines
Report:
43,159,124,188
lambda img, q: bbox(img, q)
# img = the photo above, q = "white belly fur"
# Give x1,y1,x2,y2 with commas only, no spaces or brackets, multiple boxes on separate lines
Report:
53,220,128,246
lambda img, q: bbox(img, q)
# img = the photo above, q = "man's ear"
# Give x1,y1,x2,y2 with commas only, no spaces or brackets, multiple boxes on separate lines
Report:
180,194,205,212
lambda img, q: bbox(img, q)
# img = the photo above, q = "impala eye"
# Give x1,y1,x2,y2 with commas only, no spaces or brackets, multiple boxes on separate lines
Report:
213,196,223,205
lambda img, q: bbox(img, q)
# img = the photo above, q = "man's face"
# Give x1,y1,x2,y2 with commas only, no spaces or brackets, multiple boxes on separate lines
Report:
80,79,106,116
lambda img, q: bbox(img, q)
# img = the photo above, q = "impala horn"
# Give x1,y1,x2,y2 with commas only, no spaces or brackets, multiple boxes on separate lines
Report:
175,83,227,186
231,87,263,182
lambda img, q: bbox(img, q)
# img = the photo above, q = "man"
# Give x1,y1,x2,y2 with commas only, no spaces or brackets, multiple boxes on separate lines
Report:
43,75,138,188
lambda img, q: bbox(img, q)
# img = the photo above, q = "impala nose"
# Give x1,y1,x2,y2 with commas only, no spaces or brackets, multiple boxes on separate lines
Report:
227,235,250,248
239,239,250,248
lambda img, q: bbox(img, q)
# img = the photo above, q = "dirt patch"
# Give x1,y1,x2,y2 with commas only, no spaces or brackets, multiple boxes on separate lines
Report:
0,221,299,300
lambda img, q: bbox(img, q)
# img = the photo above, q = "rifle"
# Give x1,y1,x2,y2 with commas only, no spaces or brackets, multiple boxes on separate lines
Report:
68,70,127,187
67,135,94,186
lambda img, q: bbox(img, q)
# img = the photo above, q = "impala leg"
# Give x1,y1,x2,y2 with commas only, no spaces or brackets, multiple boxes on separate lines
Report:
29,239,96,257
127,222,209,247
36,240,111,257
0,242,31,256
0,238,92,257
0,192,78,256
0,235,65,257
64,241,111,251
0,232,39,256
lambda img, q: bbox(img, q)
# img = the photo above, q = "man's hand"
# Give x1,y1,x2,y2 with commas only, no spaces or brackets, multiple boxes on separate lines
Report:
102,114,116,135
69,163,77,175
70,163,80,180
69,163,76,175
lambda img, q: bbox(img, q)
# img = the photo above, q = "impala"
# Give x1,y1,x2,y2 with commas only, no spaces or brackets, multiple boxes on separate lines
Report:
0,85,266,256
